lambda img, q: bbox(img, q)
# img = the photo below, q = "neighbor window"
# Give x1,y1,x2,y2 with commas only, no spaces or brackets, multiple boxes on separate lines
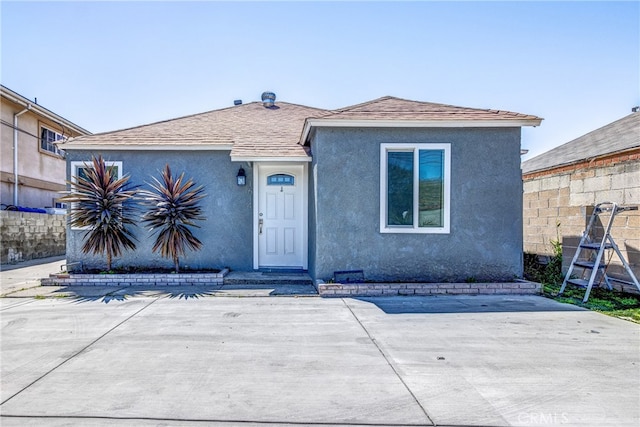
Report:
40,125,65,156
380,143,450,234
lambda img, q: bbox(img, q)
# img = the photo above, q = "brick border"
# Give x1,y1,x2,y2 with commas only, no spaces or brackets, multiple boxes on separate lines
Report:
316,280,541,297
41,268,229,287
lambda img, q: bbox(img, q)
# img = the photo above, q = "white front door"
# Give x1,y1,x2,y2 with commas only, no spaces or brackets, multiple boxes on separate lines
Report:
255,164,307,269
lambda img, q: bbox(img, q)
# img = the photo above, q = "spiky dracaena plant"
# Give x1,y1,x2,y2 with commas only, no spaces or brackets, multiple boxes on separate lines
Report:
60,155,138,270
140,164,206,272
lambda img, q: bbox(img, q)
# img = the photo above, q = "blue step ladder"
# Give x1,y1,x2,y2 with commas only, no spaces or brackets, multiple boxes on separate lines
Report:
559,202,639,302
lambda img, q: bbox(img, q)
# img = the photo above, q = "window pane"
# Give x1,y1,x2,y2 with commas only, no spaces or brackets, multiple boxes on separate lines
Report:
76,167,89,182
418,150,444,227
40,128,48,150
75,165,119,181
40,127,63,154
387,151,413,226
106,165,119,179
267,174,294,186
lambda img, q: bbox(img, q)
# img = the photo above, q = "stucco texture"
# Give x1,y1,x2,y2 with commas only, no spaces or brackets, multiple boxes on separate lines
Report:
308,127,524,282
65,150,253,271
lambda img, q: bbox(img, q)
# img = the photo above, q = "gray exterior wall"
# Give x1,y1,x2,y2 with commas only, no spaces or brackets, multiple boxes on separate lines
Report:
65,150,253,271
308,127,524,282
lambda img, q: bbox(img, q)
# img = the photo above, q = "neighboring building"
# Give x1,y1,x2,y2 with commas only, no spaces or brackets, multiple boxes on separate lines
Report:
522,111,640,292
59,94,541,283
1,85,91,210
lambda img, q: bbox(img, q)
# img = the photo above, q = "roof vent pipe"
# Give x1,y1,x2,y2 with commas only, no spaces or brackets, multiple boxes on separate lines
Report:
261,92,276,108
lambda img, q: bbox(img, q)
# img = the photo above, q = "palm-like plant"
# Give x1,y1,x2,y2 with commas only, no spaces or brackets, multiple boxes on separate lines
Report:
140,164,206,272
60,155,138,270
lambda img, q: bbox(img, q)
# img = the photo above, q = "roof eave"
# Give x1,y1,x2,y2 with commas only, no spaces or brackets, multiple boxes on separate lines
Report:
300,118,543,144
59,143,234,151
1,85,92,135
230,155,312,163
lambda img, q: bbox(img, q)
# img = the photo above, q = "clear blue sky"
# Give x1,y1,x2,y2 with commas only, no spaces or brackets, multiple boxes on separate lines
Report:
2,1,638,160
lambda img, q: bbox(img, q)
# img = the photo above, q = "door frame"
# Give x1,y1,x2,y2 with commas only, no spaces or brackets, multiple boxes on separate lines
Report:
253,162,309,270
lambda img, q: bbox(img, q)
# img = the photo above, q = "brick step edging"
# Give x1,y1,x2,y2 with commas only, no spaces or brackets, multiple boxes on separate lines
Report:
316,280,541,297
41,268,229,287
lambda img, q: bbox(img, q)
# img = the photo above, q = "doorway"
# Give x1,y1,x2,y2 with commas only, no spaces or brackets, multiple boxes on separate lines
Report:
254,163,307,270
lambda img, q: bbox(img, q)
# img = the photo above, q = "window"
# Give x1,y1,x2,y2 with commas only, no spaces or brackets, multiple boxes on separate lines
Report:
380,143,450,234
267,174,295,186
70,161,123,230
40,126,65,156
71,161,122,184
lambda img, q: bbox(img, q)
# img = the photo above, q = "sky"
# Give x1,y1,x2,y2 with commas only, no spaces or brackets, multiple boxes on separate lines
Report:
1,1,638,161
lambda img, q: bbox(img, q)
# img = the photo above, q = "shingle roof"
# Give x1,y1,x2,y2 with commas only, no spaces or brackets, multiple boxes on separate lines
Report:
60,102,329,159
309,96,542,122
61,95,542,159
522,112,640,174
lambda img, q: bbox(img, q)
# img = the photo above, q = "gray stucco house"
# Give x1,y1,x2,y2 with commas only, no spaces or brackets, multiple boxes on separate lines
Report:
58,94,542,282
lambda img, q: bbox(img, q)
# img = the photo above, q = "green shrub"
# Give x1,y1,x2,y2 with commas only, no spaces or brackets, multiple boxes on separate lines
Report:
524,239,563,285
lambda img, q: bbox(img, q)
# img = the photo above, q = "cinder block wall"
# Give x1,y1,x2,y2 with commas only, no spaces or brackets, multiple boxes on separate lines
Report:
0,211,66,263
523,155,639,293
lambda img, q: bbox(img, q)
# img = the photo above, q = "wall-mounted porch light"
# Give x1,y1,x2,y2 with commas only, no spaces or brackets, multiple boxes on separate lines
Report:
237,167,246,186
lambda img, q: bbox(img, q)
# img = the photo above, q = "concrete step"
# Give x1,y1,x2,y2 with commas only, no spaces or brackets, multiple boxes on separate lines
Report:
217,284,318,297
223,271,314,286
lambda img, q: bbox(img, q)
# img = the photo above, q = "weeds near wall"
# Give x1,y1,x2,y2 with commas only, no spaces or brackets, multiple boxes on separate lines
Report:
524,239,564,286
523,221,640,323
524,221,564,285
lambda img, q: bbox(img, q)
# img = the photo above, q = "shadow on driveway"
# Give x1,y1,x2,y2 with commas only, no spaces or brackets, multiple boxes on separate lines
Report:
39,283,318,303
354,294,586,314
67,286,223,303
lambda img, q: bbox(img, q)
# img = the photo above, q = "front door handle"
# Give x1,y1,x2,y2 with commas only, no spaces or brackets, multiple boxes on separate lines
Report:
259,218,263,235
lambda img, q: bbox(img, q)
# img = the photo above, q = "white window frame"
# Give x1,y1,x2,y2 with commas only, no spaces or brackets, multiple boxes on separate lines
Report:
70,161,123,230
380,143,451,234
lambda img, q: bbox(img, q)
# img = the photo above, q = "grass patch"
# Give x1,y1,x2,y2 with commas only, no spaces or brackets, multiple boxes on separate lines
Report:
543,282,640,323
524,237,640,323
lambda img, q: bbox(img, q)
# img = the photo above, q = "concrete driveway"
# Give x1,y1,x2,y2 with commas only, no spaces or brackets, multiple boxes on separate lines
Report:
1,291,638,427
0,256,65,296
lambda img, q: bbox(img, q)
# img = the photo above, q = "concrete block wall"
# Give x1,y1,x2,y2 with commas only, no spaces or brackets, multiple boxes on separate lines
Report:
523,174,586,256
0,211,66,263
523,157,639,293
